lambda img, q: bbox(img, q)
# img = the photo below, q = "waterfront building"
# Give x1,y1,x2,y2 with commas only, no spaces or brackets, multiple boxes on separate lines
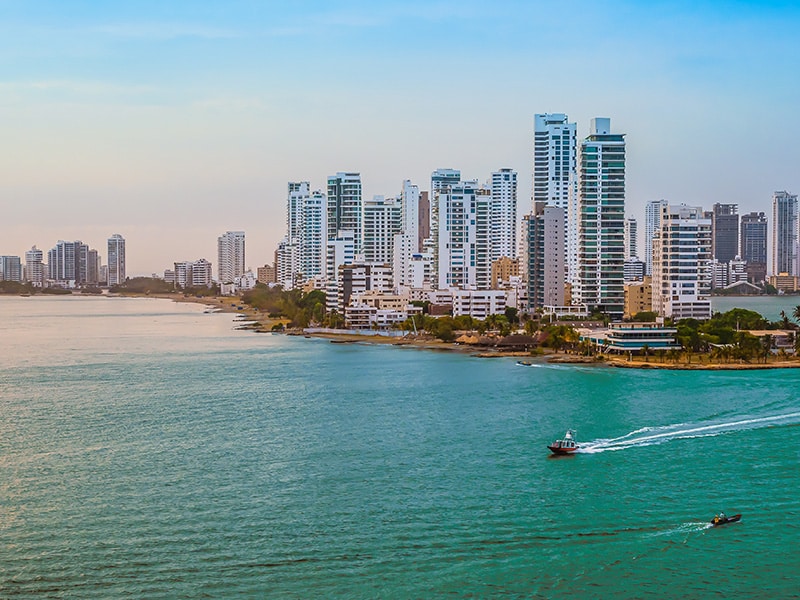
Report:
86,249,100,285
0,255,22,282
524,202,565,310
48,240,87,285
418,191,430,251
602,322,681,353
728,257,748,286
24,246,44,287
574,118,626,319
327,172,363,252
452,289,507,320
768,273,799,293
711,203,739,263
325,230,356,312
217,231,245,284
709,259,728,289
393,181,424,289
740,211,768,283
107,233,126,286
192,258,213,287
651,204,712,320
172,259,213,288
532,113,577,282
771,191,798,277
363,195,402,265
335,263,393,314
644,199,668,275
299,189,327,281
623,276,652,319
427,169,461,286
436,180,492,290
490,168,518,262
624,217,638,260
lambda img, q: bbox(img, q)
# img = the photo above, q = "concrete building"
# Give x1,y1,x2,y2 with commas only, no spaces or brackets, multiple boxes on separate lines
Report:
325,230,356,312
436,180,491,290
651,204,712,320
299,189,327,281
335,263,393,314
24,246,44,287
257,263,277,284
452,289,507,319
711,203,739,263
623,276,653,319
48,240,91,286
0,255,22,282
740,211,768,283
327,172,363,252
771,191,798,277
644,199,668,276
427,169,461,286
575,118,626,319
524,202,565,310
624,217,638,260
363,195,402,265
491,256,520,290
623,259,646,283
489,168,518,262
107,233,126,286
217,231,245,284
768,273,799,293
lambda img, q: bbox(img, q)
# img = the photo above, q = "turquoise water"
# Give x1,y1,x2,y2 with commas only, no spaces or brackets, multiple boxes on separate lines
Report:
711,295,800,322
1,296,799,598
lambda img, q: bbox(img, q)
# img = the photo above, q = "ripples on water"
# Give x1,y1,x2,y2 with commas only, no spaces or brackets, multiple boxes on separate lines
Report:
1,297,799,598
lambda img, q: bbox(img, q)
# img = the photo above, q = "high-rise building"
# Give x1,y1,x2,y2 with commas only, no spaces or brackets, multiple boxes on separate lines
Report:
644,199,668,275
740,211,768,283
299,189,327,281
393,181,423,289
326,230,356,311
217,231,245,284
107,233,126,286
287,182,309,244
0,256,22,282
624,217,638,260
24,246,44,287
427,169,462,288
327,173,362,251
48,240,84,284
771,191,798,276
575,118,626,319
436,180,491,290
362,195,403,264
711,203,739,263
489,168,518,262
524,202,565,310
651,204,712,319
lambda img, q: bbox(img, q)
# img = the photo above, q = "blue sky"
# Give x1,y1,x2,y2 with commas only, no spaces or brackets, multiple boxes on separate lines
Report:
2,0,799,275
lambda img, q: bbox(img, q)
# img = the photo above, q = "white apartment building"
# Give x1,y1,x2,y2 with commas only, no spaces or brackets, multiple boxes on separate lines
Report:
24,246,44,287
217,231,245,284
651,204,712,320
107,233,126,286
327,172,363,252
0,255,22,283
362,195,402,265
524,202,565,310
771,190,798,276
574,118,626,319
393,180,422,288
533,113,577,282
326,230,356,312
436,180,491,290
490,168,518,262
645,199,668,276
427,169,461,286
624,217,638,260
299,189,327,281
452,289,507,319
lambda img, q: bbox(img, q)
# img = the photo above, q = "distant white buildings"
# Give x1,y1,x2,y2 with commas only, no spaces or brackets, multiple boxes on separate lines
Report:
107,234,126,286
217,231,245,284
771,190,798,277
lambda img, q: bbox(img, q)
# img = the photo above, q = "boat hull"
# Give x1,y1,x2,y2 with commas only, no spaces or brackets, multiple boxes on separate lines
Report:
547,445,579,455
710,514,742,527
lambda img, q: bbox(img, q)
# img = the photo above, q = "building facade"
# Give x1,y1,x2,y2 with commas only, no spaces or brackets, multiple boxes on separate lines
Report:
711,203,739,263
771,190,798,276
327,172,363,252
107,233,126,286
524,202,565,310
217,231,245,284
644,199,668,276
740,211,768,283
489,168,518,262
575,118,626,319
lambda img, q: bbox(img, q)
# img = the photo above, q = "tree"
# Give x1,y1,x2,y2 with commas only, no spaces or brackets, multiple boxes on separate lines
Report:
793,305,800,325
641,343,650,363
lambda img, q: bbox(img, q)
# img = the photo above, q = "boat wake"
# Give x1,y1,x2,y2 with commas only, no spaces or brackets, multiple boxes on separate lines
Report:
578,411,800,453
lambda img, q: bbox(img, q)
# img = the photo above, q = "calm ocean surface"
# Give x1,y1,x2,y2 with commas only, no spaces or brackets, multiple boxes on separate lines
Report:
1,296,799,598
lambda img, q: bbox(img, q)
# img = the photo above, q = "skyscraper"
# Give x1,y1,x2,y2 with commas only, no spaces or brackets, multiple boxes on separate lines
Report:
711,203,739,263
575,118,626,319
436,180,491,290
489,168,518,262
771,191,798,276
24,246,44,287
651,204,712,319
644,199,668,276
428,169,461,288
0,256,22,282
299,189,327,281
362,195,402,264
624,217,638,260
524,202,565,310
740,211,768,283
217,231,246,284
327,173,362,251
107,233,126,286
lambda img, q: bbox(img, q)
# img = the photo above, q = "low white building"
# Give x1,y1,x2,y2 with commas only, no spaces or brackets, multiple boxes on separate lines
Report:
452,290,506,319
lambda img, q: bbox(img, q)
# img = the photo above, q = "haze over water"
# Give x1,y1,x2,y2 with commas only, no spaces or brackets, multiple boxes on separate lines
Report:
1,296,799,597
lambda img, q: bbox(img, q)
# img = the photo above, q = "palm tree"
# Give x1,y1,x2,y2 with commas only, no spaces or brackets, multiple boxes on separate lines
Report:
793,305,800,325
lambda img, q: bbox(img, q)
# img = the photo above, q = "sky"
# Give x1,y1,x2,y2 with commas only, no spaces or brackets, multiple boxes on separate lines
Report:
2,0,799,276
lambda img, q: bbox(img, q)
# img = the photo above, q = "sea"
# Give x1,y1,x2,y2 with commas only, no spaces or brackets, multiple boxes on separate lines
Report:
1,295,799,598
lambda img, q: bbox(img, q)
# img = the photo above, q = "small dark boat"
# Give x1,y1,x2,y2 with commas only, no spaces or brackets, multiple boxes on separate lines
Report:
710,513,741,527
517,360,533,366
548,429,579,455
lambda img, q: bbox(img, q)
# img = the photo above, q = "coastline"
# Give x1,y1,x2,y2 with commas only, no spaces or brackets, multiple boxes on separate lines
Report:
78,293,800,370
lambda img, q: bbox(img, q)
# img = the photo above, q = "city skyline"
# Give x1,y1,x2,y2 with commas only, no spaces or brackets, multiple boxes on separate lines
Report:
2,1,800,275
